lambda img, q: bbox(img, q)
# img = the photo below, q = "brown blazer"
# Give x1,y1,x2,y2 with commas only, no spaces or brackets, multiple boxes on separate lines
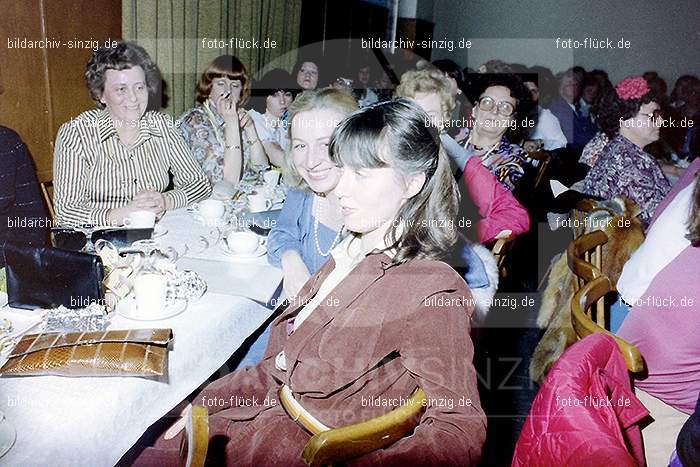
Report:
137,251,487,466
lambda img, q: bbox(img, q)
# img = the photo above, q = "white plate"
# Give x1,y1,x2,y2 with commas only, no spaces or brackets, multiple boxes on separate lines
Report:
0,310,43,339
116,296,187,321
152,225,168,238
0,415,16,460
0,292,6,308
221,242,267,259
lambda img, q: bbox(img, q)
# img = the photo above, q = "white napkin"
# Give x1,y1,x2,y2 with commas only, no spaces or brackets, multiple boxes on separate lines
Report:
550,179,569,198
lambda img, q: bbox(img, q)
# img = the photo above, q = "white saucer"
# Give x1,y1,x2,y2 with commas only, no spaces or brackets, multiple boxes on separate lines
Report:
152,225,168,238
0,415,16,460
0,309,43,339
116,296,187,321
221,242,267,259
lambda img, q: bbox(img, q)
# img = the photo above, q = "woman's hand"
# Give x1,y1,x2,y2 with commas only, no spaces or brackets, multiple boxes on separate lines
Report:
163,403,192,440
133,190,167,215
217,95,239,125
106,190,166,225
281,251,311,299
238,107,252,130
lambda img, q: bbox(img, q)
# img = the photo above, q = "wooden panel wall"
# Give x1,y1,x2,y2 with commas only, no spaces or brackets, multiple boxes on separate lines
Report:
0,0,121,181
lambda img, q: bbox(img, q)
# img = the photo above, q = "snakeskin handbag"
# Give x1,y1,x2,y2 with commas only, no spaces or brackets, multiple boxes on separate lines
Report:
0,328,172,377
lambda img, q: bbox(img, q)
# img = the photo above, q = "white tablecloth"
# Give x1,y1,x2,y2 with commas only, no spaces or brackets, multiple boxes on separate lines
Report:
157,209,283,304
0,209,284,466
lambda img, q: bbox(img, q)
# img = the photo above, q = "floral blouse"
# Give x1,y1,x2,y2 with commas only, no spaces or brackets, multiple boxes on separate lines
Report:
458,128,527,191
177,100,252,184
579,131,609,167
583,134,671,224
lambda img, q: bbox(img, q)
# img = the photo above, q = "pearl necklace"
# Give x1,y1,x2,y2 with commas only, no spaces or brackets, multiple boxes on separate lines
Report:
313,195,343,257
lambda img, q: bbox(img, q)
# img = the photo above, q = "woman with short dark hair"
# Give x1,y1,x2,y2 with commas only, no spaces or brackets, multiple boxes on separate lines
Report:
292,59,320,91
247,69,297,167
457,74,531,192
53,41,210,227
582,76,671,225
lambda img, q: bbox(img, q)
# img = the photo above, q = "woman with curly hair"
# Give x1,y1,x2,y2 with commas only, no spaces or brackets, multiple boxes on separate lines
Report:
456,73,531,193
582,76,670,225
53,41,211,227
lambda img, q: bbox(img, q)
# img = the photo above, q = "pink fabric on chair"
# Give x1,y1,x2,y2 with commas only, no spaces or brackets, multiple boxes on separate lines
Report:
512,334,649,467
462,157,531,243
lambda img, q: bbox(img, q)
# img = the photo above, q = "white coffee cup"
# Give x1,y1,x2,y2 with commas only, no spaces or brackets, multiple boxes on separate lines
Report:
198,199,226,220
263,170,281,186
248,194,272,213
226,231,262,255
124,210,156,229
133,273,167,318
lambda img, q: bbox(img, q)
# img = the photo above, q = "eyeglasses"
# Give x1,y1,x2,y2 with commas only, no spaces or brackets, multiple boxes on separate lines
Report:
334,77,354,88
477,96,515,117
639,109,665,121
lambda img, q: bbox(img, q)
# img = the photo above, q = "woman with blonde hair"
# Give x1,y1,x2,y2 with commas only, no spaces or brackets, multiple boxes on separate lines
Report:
267,88,358,297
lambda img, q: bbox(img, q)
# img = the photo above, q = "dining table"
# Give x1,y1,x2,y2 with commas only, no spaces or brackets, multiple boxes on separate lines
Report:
0,206,284,466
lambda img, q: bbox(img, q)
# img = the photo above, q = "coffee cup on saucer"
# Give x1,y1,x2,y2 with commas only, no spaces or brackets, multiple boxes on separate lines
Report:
248,193,272,213
263,170,281,187
132,273,167,318
198,199,226,220
124,210,156,229
226,231,262,255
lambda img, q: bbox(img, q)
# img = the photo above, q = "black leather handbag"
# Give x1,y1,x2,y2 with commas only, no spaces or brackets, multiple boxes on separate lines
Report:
5,242,105,310
51,227,154,251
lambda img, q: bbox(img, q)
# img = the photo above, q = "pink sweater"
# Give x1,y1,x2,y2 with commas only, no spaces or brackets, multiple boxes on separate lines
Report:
617,159,700,414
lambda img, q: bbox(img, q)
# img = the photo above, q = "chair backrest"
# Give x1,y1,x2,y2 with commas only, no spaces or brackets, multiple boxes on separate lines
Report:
567,230,608,326
571,198,597,239
491,235,516,278
527,150,551,191
301,388,427,467
180,405,209,467
571,276,644,373
567,229,608,288
40,181,55,221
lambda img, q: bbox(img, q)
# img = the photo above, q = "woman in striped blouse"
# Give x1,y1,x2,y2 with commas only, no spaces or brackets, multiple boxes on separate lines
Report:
53,41,211,227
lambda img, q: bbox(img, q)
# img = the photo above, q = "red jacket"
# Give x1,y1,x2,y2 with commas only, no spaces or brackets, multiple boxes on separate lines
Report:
512,334,649,467
463,157,531,243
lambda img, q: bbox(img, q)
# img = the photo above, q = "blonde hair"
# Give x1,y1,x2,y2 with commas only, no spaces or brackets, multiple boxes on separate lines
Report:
283,88,358,189
395,69,455,122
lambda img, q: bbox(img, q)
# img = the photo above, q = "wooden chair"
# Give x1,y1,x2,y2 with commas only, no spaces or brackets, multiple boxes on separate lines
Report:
300,388,427,467
179,405,209,467
570,198,597,239
571,276,644,373
567,230,607,290
527,150,551,191
491,235,516,278
567,230,608,327
40,180,55,221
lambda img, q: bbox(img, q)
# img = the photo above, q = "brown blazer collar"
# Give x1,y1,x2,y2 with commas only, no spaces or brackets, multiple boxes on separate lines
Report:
276,251,394,372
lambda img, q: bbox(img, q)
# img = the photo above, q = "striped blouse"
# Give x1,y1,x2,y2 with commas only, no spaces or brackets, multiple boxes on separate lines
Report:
53,109,211,227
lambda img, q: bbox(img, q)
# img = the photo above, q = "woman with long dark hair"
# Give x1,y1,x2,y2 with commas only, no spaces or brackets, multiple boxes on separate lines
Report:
134,99,486,466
